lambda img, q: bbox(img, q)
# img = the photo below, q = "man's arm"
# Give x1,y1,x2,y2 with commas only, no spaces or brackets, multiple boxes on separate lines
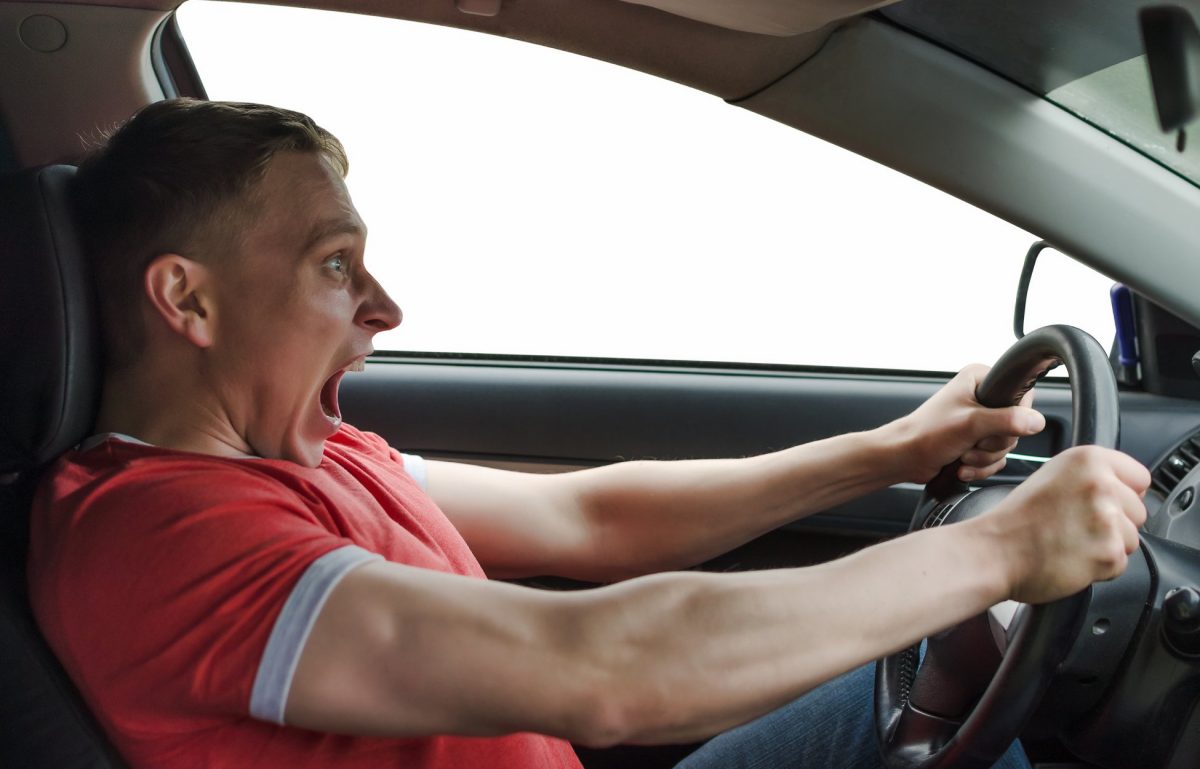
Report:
285,446,1148,745
427,364,1047,581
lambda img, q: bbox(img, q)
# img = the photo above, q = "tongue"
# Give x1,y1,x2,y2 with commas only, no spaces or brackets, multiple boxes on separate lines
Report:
320,371,344,421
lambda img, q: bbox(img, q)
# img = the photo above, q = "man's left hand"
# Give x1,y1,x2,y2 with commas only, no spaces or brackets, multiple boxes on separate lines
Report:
894,363,1046,484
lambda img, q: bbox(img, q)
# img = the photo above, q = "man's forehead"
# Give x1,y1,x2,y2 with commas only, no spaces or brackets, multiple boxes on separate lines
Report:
250,151,365,251
300,216,366,254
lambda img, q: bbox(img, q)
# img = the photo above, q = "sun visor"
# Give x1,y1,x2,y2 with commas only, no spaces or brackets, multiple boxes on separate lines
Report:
618,0,902,36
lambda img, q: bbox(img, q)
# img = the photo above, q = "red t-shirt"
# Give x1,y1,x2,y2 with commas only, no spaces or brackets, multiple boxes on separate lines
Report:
28,424,582,769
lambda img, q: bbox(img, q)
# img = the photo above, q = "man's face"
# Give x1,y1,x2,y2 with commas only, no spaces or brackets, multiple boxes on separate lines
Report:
206,150,401,466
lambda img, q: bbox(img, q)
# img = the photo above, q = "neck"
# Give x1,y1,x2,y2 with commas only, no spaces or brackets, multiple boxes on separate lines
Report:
94,361,256,459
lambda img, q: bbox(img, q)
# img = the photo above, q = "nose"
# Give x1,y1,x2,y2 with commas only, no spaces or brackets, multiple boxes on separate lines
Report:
355,271,402,333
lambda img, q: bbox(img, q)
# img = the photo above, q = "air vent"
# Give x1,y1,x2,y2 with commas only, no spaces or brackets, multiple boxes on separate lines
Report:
1152,432,1200,496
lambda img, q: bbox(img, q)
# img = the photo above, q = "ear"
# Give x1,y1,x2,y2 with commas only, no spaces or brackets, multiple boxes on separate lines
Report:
143,254,214,349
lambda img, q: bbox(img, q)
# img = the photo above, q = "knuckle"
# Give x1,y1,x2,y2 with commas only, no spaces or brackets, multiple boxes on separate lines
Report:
966,410,991,435
1134,465,1152,491
977,450,1002,467
1079,476,1106,502
1105,545,1128,577
1073,444,1105,464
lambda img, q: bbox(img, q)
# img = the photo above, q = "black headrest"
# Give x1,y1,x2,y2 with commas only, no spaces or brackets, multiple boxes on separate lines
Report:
0,165,100,475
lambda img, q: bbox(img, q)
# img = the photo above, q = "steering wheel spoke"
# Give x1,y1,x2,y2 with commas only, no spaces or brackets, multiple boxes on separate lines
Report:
986,600,1027,654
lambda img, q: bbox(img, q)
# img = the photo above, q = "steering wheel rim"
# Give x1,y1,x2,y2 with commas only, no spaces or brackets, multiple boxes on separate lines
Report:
874,324,1120,769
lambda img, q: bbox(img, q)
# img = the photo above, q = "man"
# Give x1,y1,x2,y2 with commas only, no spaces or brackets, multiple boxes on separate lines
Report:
28,99,1148,769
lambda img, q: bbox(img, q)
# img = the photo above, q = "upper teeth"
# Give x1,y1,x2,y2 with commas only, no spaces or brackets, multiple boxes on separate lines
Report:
346,359,366,372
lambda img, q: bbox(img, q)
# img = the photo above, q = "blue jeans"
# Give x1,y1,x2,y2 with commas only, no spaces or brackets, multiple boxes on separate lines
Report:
674,661,1030,769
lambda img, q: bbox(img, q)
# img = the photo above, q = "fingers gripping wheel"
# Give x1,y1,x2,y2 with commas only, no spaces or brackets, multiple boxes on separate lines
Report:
874,325,1120,769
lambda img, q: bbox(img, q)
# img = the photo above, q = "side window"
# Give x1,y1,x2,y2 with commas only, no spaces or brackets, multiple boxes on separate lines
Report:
176,1,1105,372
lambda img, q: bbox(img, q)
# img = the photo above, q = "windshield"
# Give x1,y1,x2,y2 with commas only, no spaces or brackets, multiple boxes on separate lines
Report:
884,0,1200,188
1048,55,1200,187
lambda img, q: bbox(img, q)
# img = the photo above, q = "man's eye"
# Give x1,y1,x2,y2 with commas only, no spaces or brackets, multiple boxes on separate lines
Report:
326,253,346,273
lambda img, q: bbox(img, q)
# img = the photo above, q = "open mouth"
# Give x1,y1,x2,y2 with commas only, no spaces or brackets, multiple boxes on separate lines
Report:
319,358,367,422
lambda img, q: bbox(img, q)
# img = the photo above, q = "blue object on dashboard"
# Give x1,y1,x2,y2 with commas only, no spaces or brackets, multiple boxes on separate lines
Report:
1110,283,1139,383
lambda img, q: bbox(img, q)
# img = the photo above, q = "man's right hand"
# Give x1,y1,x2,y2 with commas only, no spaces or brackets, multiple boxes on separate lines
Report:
979,445,1151,605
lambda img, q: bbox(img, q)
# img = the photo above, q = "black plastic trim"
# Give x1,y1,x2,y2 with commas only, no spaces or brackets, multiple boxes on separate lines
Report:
149,13,208,101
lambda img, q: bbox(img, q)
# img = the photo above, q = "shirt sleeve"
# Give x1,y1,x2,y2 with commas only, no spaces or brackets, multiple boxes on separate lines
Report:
38,462,370,729
249,544,380,723
333,425,427,491
398,452,428,490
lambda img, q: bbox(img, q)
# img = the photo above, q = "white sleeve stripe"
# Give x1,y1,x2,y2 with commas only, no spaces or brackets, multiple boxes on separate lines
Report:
399,452,428,490
249,544,382,724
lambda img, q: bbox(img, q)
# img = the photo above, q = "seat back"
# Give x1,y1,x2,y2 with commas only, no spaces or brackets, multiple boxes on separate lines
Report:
0,165,128,768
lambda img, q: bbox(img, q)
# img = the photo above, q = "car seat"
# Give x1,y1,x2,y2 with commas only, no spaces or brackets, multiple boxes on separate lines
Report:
0,164,129,768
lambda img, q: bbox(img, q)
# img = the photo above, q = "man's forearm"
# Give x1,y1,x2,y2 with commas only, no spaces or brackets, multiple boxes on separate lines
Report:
289,514,1011,747
431,368,1044,582
557,517,1010,745
561,423,912,579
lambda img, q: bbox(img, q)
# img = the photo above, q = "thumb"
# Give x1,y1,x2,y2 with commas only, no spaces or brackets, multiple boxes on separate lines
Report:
979,405,1045,437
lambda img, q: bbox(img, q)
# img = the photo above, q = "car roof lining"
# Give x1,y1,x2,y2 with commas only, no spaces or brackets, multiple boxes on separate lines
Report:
17,0,902,34
617,0,902,36
0,2,167,167
1,0,872,165
245,0,838,98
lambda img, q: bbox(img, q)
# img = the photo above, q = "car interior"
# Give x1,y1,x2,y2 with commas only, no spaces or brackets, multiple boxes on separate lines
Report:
3,1,1200,768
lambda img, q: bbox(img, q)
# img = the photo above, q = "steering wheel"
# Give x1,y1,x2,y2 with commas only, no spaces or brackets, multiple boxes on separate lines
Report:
874,325,1120,769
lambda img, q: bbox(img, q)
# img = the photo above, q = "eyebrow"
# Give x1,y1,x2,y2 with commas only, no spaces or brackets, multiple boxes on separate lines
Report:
300,218,366,255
